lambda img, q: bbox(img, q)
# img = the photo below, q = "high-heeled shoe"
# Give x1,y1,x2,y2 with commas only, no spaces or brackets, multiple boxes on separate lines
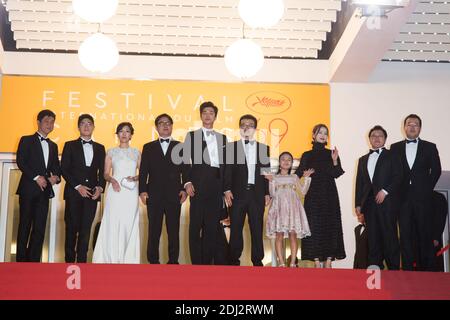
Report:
289,264,297,268
278,263,286,267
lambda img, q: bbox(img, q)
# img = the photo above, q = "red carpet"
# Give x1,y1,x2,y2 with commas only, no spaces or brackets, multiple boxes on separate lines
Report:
0,263,449,300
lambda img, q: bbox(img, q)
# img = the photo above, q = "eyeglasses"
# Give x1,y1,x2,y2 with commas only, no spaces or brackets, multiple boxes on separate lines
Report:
240,124,255,129
157,121,172,126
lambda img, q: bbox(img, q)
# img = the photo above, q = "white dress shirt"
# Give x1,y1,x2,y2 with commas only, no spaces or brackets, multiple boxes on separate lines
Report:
81,138,94,167
406,138,419,170
367,147,388,195
37,132,49,168
202,127,220,168
367,148,383,182
360,224,365,236
242,139,256,184
34,132,50,181
159,136,172,156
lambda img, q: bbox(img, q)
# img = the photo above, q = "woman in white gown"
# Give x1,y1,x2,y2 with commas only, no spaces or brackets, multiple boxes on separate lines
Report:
93,122,141,263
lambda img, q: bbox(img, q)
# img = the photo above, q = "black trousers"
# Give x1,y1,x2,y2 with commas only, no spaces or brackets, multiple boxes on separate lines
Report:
399,194,435,271
364,197,400,270
64,196,98,263
189,195,222,265
229,190,265,266
147,200,181,264
17,194,50,262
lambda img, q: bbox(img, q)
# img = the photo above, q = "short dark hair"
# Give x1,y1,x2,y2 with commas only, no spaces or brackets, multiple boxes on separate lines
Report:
239,114,258,129
37,109,56,122
78,114,94,127
199,101,218,117
154,113,173,126
368,125,387,139
404,114,422,127
116,122,134,135
277,151,294,174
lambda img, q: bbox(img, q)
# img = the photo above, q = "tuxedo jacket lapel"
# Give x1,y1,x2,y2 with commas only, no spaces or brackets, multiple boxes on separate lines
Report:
373,150,386,180
237,141,249,181
34,133,47,171
165,141,176,159
199,130,211,164
237,140,247,165
400,140,410,170
361,154,370,183
411,140,423,172
47,140,55,171
256,142,265,170
77,139,87,167
157,140,165,158
91,143,97,167
216,133,225,166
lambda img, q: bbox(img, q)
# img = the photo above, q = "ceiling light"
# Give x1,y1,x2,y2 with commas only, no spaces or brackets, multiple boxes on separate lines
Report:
78,33,119,73
238,0,284,28
224,39,264,78
72,0,118,23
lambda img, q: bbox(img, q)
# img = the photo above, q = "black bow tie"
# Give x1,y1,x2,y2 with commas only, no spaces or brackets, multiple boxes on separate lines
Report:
406,139,418,144
244,140,255,145
82,140,93,145
369,147,384,155
39,136,49,142
160,138,170,144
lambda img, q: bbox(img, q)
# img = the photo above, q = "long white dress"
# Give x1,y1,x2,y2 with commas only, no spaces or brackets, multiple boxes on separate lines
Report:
93,147,141,264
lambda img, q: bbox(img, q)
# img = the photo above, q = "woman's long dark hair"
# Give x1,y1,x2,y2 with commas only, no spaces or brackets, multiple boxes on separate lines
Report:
277,151,294,174
312,123,329,144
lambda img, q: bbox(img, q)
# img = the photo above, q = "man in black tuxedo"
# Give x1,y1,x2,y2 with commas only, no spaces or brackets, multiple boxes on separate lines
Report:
61,114,106,263
355,125,402,270
390,114,442,271
139,113,187,264
180,101,228,265
16,109,61,262
224,114,271,266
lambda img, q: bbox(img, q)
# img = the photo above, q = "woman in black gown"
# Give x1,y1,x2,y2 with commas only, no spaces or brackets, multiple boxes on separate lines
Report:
295,124,346,268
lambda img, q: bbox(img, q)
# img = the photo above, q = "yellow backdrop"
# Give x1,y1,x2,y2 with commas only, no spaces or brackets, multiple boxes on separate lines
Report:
1,75,329,157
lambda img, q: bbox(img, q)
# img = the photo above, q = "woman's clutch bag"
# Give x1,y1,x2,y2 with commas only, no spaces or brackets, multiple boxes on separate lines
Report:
120,178,136,190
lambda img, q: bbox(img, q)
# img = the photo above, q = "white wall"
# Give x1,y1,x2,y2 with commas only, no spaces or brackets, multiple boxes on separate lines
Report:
331,61,450,268
2,52,330,84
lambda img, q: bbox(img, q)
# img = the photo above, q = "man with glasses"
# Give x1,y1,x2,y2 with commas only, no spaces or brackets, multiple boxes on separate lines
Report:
139,113,187,264
391,114,442,271
224,114,271,266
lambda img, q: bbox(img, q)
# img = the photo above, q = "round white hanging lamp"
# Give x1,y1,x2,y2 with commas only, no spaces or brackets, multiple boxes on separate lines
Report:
238,0,285,29
78,33,119,73
72,0,118,23
224,39,264,79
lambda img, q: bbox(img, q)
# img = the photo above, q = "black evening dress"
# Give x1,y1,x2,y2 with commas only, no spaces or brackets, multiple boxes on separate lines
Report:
295,142,346,261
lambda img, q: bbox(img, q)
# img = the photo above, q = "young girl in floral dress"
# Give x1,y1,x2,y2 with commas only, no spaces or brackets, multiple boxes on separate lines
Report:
266,152,314,267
